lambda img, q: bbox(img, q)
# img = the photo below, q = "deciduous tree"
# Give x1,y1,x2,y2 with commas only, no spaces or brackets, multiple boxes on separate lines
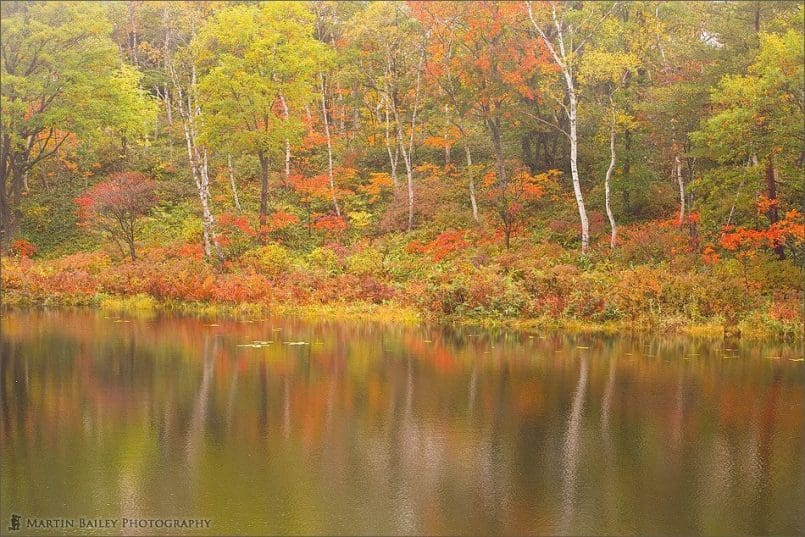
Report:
76,171,157,260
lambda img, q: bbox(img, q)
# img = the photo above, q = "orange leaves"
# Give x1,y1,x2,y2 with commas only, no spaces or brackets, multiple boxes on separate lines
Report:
720,208,804,252
218,212,257,237
312,214,347,235
360,172,394,203
481,170,497,189
303,131,328,146
290,173,331,202
484,169,552,204
407,229,468,262
518,170,548,199
474,54,492,73
335,166,358,186
423,135,449,149
264,210,299,233
776,210,805,241
416,0,547,121
719,226,749,251
701,244,720,265
11,239,37,259
756,195,779,217
178,243,204,261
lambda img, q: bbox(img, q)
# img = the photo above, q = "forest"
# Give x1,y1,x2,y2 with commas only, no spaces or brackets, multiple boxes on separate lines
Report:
1,1,803,338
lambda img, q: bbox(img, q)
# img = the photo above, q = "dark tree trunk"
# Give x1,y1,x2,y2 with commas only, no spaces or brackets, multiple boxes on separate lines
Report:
127,233,137,261
765,156,784,259
488,118,506,189
1,165,25,251
521,133,539,175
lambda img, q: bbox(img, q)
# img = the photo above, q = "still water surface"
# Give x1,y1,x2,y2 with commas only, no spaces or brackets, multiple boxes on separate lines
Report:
1,309,803,536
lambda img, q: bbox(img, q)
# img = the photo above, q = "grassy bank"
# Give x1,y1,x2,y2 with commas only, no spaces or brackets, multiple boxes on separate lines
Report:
2,230,802,341
1,291,794,341
3,278,800,342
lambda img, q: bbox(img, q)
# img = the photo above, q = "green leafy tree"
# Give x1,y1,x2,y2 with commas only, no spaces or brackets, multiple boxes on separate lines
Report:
0,1,155,249
693,25,804,259
195,2,325,234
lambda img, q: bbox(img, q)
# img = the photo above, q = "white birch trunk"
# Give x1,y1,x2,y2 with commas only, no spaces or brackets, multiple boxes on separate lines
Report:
319,72,341,217
227,153,241,212
394,111,416,231
444,104,451,165
528,2,590,253
383,96,399,188
167,21,221,261
465,143,479,223
390,37,426,232
675,153,685,226
567,78,590,252
605,104,617,249
278,92,291,181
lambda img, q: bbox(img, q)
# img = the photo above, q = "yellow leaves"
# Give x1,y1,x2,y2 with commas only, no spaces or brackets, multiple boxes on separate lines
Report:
579,50,639,86
615,111,637,131
348,211,372,230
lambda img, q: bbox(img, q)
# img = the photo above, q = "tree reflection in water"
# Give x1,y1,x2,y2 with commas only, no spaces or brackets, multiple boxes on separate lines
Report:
0,310,802,536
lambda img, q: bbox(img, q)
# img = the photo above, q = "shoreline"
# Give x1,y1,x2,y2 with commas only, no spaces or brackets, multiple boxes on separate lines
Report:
2,292,800,342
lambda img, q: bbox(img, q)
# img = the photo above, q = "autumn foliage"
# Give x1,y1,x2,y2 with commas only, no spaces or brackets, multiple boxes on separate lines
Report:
2,1,803,340
76,172,157,261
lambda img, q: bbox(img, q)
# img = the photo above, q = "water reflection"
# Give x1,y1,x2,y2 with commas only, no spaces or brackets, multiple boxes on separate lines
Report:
560,356,587,534
1,309,803,536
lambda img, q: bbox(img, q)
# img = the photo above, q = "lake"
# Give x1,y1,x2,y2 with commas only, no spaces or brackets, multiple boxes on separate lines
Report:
1,309,803,536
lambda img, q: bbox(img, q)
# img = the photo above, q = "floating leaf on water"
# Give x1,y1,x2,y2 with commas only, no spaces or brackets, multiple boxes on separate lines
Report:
576,346,590,349
284,341,309,346
205,324,220,327
251,340,272,345
113,320,131,323
789,358,804,362
423,340,432,343
237,344,267,348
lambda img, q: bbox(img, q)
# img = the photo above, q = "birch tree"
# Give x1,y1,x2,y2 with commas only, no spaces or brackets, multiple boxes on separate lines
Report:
194,3,323,236
526,1,618,253
163,4,222,260
347,2,427,231
578,10,641,249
